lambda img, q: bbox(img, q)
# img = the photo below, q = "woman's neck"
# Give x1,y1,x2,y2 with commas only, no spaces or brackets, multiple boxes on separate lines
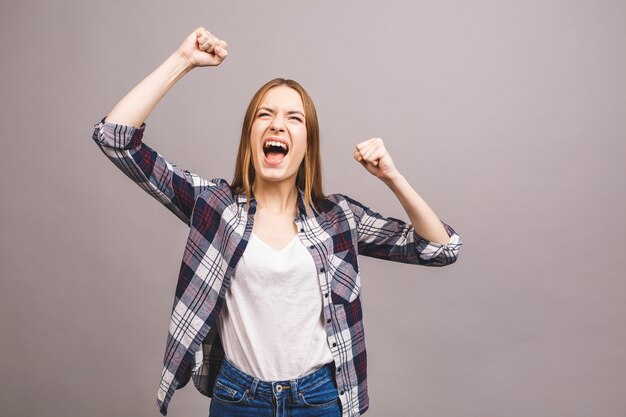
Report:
251,177,298,215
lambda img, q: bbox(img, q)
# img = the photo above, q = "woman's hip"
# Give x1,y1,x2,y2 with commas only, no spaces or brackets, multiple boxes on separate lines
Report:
209,358,342,417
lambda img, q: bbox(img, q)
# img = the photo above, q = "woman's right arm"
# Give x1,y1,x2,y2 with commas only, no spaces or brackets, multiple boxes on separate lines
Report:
105,27,228,127
92,28,228,226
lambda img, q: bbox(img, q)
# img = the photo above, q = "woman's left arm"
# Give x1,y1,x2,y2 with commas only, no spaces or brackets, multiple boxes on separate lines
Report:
354,137,451,245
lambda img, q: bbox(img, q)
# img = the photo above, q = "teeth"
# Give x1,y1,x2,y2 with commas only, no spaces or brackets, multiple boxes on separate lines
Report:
264,140,288,151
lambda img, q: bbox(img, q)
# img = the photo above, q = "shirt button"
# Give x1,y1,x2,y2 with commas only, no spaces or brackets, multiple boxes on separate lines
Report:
340,390,345,395
320,267,325,273
326,319,331,324
332,342,337,347
310,245,314,249
324,293,329,298
300,228,304,232
337,367,342,372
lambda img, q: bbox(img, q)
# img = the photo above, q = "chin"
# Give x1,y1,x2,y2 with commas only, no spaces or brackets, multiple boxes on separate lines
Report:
255,166,297,183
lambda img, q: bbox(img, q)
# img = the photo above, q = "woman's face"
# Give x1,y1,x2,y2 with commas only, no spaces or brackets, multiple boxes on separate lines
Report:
250,85,307,185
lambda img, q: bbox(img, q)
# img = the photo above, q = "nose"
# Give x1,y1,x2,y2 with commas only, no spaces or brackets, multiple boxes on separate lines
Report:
269,116,285,133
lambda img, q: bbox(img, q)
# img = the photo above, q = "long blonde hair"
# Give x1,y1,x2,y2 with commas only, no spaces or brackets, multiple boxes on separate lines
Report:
231,78,325,217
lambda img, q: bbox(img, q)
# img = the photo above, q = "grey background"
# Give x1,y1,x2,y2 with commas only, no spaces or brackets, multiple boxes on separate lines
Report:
1,0,625,416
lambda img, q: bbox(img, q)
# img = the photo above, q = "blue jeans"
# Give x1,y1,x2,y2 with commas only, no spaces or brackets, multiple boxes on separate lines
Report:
209,358,342,417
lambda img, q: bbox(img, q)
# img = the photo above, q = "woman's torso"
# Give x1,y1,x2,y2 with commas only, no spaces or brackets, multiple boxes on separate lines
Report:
216,203,334,380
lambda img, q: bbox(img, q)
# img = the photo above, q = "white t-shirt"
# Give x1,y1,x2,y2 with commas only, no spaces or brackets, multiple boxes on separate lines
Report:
216,232,334,381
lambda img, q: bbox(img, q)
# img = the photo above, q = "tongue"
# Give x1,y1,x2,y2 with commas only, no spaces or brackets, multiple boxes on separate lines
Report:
266,151,285,163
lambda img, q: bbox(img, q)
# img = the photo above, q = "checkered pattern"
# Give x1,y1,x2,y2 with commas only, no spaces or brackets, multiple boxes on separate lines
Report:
92,117,463,416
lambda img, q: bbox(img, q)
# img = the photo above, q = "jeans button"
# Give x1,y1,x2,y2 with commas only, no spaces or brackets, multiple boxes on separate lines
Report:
276,384,283,392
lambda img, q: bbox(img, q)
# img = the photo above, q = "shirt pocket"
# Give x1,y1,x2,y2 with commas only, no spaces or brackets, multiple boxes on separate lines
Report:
328,249,361,304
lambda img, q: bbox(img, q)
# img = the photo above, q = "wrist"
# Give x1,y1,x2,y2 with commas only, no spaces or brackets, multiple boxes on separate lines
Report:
173,49,195,73
381,170,404,188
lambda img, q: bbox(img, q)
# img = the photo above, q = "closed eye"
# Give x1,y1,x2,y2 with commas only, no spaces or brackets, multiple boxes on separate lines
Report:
257,112,302,123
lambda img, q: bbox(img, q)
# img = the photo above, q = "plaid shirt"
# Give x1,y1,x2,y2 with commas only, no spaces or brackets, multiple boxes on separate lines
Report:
92,117,462,417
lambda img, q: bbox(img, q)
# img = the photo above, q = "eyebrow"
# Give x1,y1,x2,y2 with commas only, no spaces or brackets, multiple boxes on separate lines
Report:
257,107,305,117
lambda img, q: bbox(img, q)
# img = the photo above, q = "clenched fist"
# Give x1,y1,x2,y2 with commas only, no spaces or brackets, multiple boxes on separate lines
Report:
177,27,228,68
353,137,399,182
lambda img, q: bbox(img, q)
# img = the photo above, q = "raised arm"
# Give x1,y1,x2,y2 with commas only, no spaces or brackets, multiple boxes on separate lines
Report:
351,137,462,266
92,28,228,225
105,27,228,127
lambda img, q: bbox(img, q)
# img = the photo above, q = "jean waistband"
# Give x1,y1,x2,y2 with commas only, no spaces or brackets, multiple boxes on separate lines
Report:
219,358,336,399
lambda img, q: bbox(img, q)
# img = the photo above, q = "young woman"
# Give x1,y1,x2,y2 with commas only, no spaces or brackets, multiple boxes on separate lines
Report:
92,27,462,417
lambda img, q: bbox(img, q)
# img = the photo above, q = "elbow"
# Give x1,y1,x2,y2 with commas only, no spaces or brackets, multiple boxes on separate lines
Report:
444,251,460,266
439,239,462,266
440,235,462,266
418,236,462,267
428,250,460,267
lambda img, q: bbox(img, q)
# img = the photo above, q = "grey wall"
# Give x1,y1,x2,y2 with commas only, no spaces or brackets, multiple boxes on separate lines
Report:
1,0,625,416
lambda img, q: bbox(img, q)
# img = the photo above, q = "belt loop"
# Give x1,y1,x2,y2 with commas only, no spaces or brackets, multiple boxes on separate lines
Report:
289,379,298,403
249,377,259,400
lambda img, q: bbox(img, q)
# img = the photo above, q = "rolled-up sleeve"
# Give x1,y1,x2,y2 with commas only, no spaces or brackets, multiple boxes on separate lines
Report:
413,222,462,266
92,116,214,226
340,193,462,266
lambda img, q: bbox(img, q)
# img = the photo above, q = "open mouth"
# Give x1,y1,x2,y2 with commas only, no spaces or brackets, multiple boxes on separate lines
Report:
263,139,289,164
